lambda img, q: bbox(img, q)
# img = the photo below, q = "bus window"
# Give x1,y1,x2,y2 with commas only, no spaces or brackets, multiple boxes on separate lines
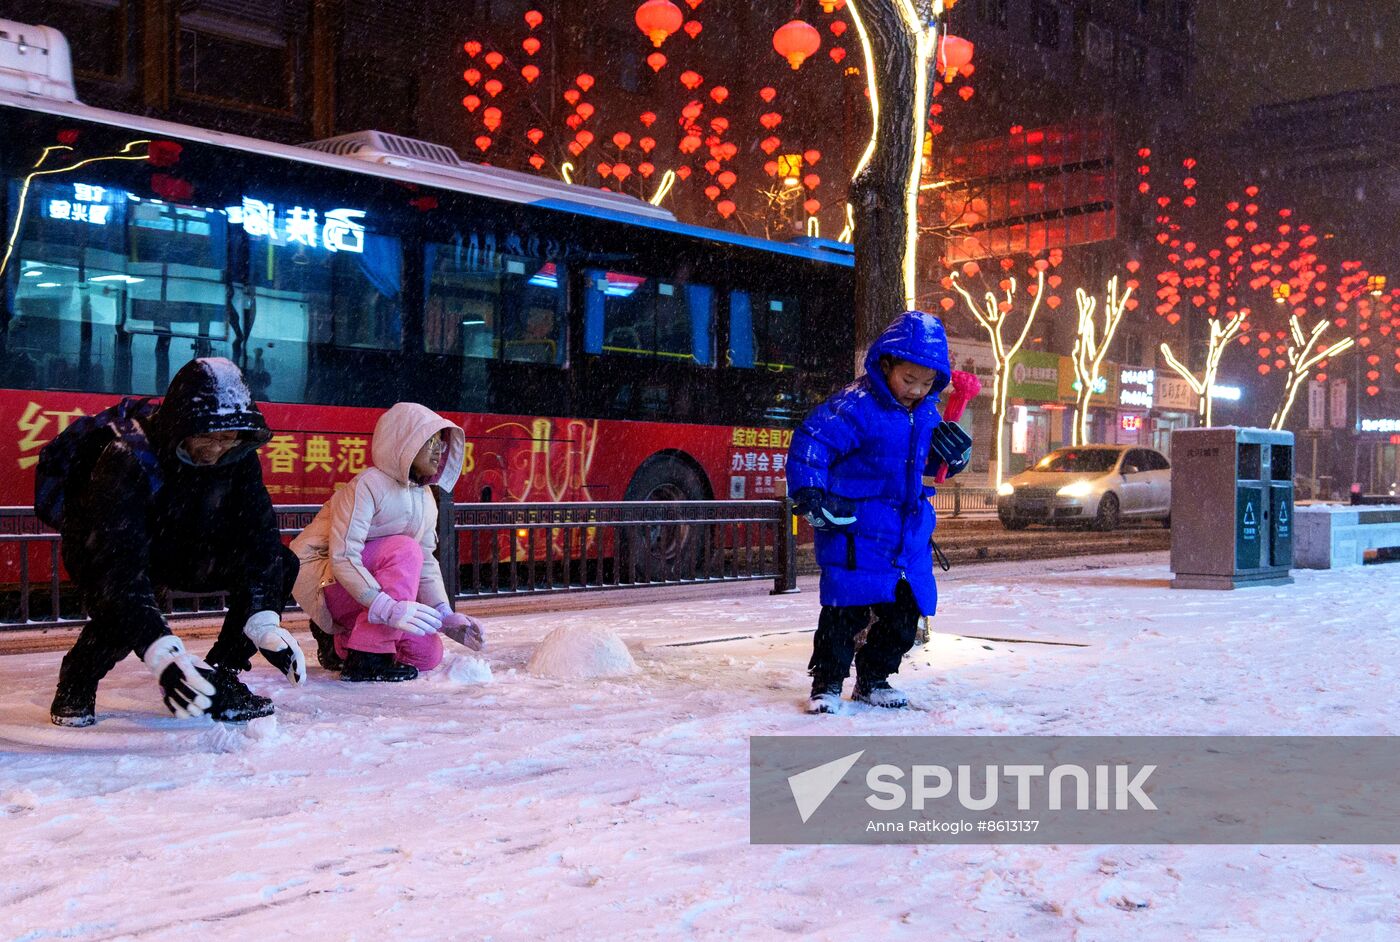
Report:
728,290,800,371
424,246,566,366
246,216,402,354
4,179,128,392
584,269,714,366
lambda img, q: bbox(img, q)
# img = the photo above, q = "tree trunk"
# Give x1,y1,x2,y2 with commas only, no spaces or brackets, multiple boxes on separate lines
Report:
849,2,920,369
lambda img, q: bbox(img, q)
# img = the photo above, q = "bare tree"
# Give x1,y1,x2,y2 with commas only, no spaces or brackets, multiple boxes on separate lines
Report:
1070,278,1133,445
1270,315,1355,431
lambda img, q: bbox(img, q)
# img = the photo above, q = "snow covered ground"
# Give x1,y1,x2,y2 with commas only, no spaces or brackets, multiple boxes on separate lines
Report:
4,551,1400,941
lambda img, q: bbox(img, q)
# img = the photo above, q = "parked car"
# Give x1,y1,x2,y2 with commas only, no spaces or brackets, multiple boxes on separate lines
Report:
996,445,1172,531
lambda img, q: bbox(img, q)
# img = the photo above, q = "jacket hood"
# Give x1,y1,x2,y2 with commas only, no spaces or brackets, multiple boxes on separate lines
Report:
863,311,952,409
149,357,272,464
371,402,466,489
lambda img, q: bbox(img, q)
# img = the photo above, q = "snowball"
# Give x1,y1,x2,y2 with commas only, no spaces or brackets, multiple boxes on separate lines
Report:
526,624,639,680
441,654,494,686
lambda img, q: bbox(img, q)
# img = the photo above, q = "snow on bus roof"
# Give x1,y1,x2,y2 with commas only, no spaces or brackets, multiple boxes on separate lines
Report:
2,90,853,269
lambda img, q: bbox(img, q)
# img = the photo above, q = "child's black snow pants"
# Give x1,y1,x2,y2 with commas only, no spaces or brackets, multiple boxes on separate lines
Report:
807,579,921,685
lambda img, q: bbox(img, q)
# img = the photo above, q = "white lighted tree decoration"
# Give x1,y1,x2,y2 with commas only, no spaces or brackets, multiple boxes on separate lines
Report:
1159,311,1245,428
1069,278,1133,446
1269,315,1355,431
949,269,1045,486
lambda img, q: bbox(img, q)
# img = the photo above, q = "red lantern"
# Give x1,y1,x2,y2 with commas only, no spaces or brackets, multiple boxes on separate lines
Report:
679,134,702,153
684,20,702,39
483,107,502,131
709,117,729,133
484,51,504,69
804,198,821,215
639,162,655,177
760,137,781,154
680,70,703,90
521,64,540,83
524,9,543,28
818,0,845,11
527,127,545,145
576,73,595,91
677,166,691,179
718,170,737,189
759,112,782,130
563,89,580,104
717,199,736,219
522,37,541,55
640,137,656,152
597,162,613,178
529,153,546,170
958,85,974,101
710,86,728,104
802,173,820,190
475,135,492,152
577,102,595,120
831,21,846,36
635,0,684,47
704,184,720,200
647,52,667,71
773,20,820,70
613,164,632,182
640,111,657,126
803,149,821,166
462,95,481,112
484,78,503,97
759,86,776,103
935,34,974,82
613,132,633,150
576,130,595,147
829,47,846,63
463,41,482,57
463,68,481,86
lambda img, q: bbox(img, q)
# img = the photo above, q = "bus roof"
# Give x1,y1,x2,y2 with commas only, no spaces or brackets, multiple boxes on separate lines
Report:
1,89,854,269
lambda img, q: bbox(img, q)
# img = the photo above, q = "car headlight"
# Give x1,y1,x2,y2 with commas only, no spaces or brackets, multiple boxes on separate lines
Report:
997,482,1015,497
1057,480,1095,498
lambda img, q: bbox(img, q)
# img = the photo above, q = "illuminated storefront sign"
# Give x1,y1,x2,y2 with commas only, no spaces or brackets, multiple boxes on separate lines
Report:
1210,385,1242,402
1119,367,1155,409
1360,418,1400,434
1121,414,1143,432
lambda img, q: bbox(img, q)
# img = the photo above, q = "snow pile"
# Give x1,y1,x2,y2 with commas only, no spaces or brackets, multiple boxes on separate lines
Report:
526,623,639,679
438,652,493,686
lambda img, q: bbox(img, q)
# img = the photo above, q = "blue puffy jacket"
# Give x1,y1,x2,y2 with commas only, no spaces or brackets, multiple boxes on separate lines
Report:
787,311,952,613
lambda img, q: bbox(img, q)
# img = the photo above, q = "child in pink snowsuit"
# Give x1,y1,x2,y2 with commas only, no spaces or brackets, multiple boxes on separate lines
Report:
291,402,483,682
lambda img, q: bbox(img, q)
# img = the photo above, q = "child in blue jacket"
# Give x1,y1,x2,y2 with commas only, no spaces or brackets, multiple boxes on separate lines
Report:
787,311,972,713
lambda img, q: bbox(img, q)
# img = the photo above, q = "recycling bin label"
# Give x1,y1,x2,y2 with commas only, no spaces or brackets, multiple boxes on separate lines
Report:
1269,483,1293,568
1235,485,1262,570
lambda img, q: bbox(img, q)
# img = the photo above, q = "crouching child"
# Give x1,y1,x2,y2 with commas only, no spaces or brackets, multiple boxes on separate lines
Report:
787,310,973,714
291,402,485,682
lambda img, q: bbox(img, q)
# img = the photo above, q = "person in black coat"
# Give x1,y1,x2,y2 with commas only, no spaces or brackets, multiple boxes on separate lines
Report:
49,357,307,727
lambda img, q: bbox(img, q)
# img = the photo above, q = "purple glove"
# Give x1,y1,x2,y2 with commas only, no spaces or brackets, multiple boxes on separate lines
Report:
435,603,485,651
367,592,442,636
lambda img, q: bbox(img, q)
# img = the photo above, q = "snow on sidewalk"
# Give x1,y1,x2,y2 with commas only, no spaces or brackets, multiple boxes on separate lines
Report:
3,553,1400,941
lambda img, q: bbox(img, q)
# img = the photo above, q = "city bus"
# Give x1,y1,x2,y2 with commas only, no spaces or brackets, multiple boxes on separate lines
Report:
0,22,854,577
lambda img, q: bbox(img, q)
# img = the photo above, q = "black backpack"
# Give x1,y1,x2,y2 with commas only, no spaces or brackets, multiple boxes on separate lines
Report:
34,397,163,530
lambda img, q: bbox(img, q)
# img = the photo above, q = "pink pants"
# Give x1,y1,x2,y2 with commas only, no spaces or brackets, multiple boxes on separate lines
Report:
324,535,444,671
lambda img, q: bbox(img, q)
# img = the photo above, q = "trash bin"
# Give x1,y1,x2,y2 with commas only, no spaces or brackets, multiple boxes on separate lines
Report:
1170,427,1294,589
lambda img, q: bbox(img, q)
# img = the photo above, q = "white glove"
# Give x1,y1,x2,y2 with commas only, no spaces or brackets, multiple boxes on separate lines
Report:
243,610,307,685
367,592,443,636
142,635,216,719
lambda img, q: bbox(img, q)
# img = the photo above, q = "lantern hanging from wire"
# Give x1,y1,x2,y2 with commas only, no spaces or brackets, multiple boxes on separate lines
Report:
635,0,684,47
772,20,820,70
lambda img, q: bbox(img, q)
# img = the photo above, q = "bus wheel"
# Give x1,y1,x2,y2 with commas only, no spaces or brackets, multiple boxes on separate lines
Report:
623,456,708,581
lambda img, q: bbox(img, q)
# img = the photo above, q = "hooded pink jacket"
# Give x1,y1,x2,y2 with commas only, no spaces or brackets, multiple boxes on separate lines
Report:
291,403,466,633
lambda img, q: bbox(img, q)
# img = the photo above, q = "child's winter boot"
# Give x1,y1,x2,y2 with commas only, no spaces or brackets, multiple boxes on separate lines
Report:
853,677,909,709
340,650,418,683
308,622,344,672
204,665,275,721
50,681,98,727
807,677,844,714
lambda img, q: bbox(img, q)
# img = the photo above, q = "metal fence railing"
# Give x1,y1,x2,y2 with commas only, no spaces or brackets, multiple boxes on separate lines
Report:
930,484,998,517
0,498,799,632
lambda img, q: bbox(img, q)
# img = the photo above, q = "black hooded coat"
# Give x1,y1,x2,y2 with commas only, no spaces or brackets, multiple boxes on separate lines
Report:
59,358,295,674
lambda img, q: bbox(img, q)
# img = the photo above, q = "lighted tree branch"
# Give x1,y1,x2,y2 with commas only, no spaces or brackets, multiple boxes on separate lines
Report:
1159,310,1247,427
1270,316,1356,431
950,268,1045,486
1070,277,1133,446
